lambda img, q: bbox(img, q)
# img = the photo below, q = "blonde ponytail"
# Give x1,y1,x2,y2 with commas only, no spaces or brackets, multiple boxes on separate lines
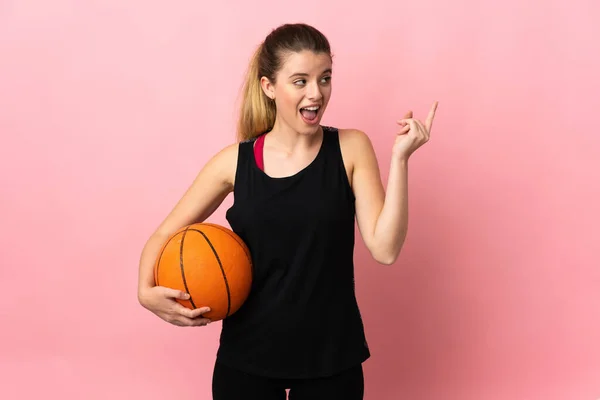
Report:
236,44,276,142
235,24,332,142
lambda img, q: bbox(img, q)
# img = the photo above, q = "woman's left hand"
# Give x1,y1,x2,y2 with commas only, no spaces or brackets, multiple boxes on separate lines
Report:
393,101,438,161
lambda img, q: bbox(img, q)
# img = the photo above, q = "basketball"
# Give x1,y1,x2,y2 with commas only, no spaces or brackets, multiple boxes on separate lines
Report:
153,222,253,322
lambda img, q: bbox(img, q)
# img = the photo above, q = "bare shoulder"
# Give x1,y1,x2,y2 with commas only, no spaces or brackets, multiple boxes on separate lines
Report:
338,128,373,152
338,128,378,185
207,141,240,189
152,141,240,237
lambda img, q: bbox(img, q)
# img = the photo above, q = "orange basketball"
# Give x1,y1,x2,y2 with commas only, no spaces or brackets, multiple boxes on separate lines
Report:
153,222,253,322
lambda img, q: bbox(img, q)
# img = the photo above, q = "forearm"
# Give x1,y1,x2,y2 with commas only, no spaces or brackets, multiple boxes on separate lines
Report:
137,232,169,299
371,157,409,264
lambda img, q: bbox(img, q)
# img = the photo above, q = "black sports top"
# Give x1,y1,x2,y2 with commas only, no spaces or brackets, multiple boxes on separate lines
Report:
216,126,370,379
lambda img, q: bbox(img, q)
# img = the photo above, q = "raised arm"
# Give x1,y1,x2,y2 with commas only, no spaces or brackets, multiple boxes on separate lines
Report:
342,102,438,265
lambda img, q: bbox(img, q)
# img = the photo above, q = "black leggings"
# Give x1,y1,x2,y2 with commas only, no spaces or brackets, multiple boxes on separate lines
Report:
212,361,364,400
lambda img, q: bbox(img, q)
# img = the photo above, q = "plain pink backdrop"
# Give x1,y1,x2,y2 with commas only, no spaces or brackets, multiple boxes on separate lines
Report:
1,0,599,399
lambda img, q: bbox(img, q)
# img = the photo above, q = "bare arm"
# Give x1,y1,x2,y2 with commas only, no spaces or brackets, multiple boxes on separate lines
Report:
137,143,238,298
344,103,437,265
342,129,408,265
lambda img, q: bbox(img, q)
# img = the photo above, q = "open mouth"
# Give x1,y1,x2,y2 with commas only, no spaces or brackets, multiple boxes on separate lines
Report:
300,106,320,123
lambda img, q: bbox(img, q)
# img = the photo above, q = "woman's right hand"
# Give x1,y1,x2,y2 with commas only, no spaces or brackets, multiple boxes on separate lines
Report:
138,286,212,327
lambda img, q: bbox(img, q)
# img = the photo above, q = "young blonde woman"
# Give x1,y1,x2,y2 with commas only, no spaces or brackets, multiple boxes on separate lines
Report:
137,22,437,400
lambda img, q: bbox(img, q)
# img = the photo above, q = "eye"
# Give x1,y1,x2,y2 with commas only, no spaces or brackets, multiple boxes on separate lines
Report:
321,76,332,84
294,79,307,86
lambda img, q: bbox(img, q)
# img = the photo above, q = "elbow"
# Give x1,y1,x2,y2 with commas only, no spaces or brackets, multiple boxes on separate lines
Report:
368,236,406,266
375,254,397,266
371,248,401,266
370,239,406,265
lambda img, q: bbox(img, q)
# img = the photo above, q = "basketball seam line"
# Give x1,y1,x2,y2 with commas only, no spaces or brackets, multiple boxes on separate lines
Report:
154,233,177,287
180,227,197,309
156,224,189,287
201,223,252,266
190,228,232,317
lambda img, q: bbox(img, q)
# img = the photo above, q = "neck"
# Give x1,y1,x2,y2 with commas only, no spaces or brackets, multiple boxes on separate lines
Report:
267,118,323,152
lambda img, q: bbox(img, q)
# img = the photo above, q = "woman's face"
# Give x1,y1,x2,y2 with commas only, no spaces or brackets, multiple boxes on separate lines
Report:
262,50,333,135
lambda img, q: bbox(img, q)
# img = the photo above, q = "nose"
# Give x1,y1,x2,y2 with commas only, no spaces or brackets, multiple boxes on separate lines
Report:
307,81,323,101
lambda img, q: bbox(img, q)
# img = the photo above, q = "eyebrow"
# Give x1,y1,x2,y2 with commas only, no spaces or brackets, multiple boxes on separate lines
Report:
289,68,333,78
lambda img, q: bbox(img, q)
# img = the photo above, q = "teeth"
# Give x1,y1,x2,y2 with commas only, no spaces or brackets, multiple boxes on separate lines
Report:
303,106,319,111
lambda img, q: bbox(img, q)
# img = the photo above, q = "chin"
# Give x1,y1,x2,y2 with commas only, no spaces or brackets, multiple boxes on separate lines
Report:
297,115,324,133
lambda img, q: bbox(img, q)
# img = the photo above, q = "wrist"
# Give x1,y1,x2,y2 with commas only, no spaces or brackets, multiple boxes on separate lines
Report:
391,154,409,167
137,285,154,305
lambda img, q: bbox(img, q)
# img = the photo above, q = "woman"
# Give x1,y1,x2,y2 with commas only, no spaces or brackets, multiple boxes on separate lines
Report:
137,23,437,399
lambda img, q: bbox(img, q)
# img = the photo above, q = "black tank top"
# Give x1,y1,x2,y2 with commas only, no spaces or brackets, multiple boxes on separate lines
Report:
217,126,370,379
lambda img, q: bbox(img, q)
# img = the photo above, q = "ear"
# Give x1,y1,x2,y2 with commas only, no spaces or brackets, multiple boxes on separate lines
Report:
260,76,276,100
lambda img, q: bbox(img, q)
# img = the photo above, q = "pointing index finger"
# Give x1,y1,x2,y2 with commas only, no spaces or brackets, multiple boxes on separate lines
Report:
425,101,438,132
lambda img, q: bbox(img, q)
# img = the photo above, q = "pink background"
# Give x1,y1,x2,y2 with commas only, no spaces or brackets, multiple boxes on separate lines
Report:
1,0,599,399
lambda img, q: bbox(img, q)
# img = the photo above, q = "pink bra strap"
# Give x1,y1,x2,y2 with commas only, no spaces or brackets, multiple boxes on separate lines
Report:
254,133,266,171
